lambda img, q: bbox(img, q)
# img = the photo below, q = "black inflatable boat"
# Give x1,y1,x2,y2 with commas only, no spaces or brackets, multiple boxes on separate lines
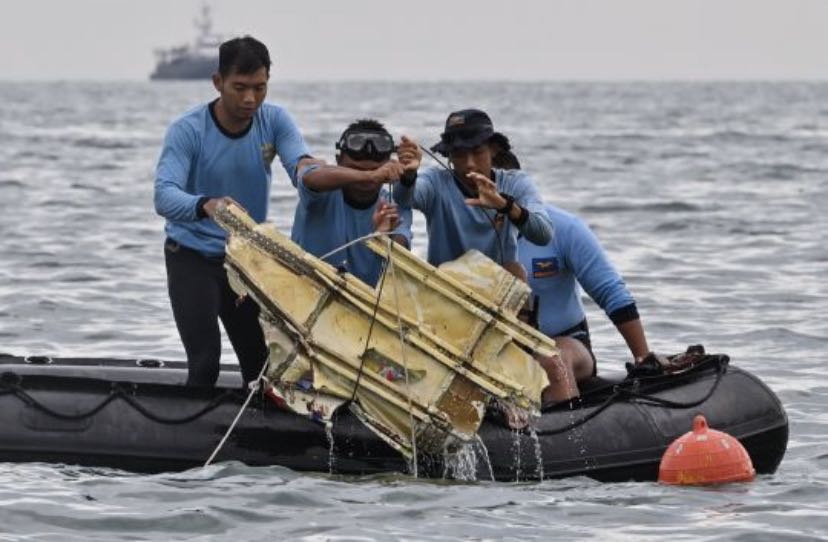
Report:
0,352,787,481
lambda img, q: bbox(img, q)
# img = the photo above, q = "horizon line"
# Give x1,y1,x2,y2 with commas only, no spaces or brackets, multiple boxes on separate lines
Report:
3,77,828,84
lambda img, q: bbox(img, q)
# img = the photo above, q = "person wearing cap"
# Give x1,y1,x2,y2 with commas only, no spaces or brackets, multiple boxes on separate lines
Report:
492,145,651,400
292,119,415,286
154,36,318,388
394,109,552,275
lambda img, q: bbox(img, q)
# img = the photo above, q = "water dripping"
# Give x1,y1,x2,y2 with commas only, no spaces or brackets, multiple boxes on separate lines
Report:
549,351,579,402
511,429,522,482
566,399,594,472
528,426,544,481
408,453,419,479
324,421,336,474
473,435,495,482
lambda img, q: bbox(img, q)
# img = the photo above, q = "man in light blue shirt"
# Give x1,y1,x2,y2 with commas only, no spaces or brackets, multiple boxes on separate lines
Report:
393,109,552,279
487,146,651,403
154,36,315,388
518,205,650,388
292,119,414,286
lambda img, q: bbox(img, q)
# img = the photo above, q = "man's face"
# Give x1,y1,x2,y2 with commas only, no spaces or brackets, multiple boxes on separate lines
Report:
339,153,387,201
449,143,492,183
213,66,269,121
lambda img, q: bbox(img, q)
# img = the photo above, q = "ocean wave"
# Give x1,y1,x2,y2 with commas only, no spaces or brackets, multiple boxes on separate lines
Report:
653,220,691,232
83,163,124,172
534,128,827,142
729,162,827,180
72,137,139,150
580,201,702,213
0,178,24,188
14,149,62,161
70,182,111,194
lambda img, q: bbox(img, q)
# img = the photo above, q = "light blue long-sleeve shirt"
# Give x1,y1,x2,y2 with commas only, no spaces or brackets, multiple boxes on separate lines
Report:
291,166,413,287
154,100,310,257
518,204,637,337
393,167,552,266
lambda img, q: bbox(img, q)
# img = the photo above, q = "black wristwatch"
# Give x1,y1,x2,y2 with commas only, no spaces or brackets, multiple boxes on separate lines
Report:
497,192,515,215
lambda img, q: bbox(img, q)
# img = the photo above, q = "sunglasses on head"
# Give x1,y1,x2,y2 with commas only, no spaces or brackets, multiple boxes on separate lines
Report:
336,131,396,157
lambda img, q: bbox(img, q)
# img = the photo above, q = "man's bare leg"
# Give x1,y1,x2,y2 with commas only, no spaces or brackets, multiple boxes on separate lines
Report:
537,336,595,404
503,263,593,404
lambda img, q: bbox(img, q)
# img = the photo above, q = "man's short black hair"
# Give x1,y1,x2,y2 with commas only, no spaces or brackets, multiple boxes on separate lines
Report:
218,36,271,77
343,119,389,136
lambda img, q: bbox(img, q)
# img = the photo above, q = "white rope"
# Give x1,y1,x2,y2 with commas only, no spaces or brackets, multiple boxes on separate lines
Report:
318,231,386,262
205,187,417,473
386,241,418,478
377,185,419,478
204,359,269,467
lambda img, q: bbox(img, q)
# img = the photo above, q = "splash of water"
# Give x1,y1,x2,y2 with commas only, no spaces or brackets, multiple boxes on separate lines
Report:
442,441,479,481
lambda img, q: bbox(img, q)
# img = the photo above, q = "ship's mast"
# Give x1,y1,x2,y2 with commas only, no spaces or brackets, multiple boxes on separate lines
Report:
194,3,213,47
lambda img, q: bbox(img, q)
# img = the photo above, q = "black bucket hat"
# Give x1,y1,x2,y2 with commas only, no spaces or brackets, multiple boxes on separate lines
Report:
431,108,504,156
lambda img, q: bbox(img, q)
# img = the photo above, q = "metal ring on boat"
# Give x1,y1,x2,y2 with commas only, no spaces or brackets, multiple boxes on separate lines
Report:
24,355,53,365
136,359,164,368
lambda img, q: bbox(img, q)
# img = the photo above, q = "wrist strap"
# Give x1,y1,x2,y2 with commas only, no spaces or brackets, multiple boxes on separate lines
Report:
497,192,515,215
400,169,417,187
510,205,529,226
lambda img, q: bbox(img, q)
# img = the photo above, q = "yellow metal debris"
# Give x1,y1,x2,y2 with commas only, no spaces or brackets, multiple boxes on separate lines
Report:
214,204,555,458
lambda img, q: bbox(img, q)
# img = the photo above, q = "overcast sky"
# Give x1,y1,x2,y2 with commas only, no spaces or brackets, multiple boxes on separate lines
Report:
2,0,828,81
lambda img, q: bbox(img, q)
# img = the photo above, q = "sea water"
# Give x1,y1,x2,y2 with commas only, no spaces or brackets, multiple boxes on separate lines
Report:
0,81,826,540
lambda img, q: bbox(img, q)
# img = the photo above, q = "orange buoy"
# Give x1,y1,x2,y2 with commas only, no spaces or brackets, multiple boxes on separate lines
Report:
658,414,755,485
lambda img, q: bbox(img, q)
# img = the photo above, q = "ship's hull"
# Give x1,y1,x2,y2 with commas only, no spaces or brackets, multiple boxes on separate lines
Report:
150,56,216,80
0,354,788,481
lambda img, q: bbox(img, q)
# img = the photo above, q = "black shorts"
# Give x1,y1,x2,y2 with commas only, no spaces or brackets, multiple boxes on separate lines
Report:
559,319,597,376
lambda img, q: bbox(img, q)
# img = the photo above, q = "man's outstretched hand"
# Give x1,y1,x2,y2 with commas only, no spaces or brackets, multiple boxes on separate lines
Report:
464,172,507,210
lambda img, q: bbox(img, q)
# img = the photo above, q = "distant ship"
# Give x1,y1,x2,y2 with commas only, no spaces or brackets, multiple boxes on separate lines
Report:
150,4,225,80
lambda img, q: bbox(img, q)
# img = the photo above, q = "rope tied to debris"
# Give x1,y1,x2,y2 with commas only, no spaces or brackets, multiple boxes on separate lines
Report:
204,359,270,467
